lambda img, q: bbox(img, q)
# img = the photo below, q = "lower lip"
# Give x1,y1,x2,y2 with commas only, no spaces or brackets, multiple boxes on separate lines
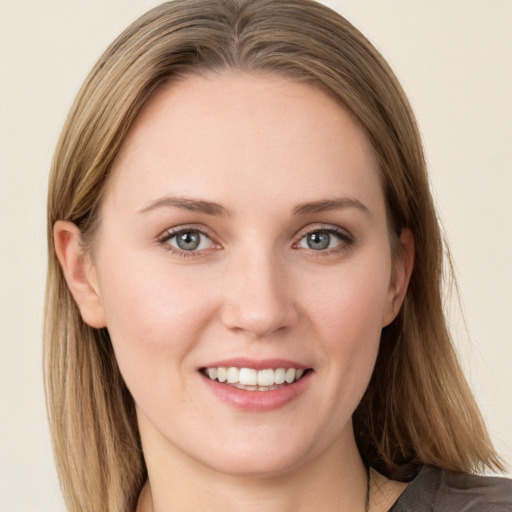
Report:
201,371,312,411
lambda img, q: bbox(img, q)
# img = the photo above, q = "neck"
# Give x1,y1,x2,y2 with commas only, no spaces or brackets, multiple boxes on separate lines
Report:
137,422,369,512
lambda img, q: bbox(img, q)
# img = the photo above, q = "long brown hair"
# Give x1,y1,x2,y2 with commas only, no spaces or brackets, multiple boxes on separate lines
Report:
44,1,503,510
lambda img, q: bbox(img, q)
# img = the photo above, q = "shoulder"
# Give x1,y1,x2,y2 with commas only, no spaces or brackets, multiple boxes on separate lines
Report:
390,465,512,512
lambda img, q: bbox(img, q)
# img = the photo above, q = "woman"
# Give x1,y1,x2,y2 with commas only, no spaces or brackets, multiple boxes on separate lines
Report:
44,0,512,510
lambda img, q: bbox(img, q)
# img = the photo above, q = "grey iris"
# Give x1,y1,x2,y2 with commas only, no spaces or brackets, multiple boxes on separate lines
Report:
177,231,201,250
307,231,331,250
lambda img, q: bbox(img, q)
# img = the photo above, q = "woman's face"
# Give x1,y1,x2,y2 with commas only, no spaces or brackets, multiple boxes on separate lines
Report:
82,72,409,476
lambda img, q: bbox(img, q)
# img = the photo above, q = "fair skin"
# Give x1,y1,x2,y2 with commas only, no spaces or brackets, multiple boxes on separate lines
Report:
55,72,412,511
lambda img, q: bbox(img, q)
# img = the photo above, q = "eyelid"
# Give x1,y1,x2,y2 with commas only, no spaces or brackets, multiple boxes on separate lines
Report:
157,224,221,256
157,224,212,242
295,223,353,241
156,222,354,258
293,223,355,252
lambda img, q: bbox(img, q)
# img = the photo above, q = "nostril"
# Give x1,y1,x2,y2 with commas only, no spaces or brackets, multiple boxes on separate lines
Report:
219,300,299,339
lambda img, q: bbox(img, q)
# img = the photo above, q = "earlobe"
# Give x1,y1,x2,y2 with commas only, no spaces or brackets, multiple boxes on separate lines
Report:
53,220,107,328
382,228,415,327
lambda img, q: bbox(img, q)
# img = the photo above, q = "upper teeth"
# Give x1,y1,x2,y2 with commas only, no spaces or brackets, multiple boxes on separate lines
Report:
206,367,305,386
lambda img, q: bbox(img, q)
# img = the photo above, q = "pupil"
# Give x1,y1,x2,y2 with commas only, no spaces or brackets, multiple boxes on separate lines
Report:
177,231,200,250
307,231,330,250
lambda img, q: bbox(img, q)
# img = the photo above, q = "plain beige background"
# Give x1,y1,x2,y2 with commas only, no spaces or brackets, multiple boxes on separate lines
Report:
0,1,511,510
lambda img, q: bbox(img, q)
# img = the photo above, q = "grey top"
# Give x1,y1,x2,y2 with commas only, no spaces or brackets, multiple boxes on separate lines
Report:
390,465,512,511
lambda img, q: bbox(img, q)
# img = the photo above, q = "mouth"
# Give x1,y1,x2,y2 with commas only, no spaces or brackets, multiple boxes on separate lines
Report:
200,366,311,391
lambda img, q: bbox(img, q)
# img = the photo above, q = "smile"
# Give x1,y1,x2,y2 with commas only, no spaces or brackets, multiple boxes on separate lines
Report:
202,367,308,391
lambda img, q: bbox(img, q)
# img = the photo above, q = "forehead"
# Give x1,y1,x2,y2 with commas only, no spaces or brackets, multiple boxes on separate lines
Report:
106,71,383,217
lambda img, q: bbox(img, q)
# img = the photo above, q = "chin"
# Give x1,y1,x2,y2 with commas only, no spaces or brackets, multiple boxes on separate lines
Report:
206,453,305,479
193,433,318,479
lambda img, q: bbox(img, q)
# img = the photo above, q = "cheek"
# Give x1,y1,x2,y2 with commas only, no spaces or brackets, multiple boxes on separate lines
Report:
95,254,218,384
306,257,391,343
302,254,391,389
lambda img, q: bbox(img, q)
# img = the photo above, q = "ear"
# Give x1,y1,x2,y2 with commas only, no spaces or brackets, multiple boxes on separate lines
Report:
382,228,415,327
53,220,107,328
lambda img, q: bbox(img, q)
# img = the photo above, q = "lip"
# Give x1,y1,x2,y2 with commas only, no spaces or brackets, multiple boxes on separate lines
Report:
199,359,313,412
200,358,310,371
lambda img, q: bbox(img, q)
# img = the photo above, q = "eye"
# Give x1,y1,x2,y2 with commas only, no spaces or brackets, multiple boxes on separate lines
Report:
296,228,352,252
161,229,214,252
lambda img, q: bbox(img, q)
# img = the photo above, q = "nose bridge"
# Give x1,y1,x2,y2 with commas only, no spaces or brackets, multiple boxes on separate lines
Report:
220,244,298,338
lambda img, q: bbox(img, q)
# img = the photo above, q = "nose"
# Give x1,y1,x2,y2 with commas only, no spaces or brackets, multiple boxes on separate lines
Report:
220,251,299,338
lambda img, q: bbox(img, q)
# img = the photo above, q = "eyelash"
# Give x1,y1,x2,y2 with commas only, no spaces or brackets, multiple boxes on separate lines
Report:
158,226,217,258
157,224,354,258
294,224,354,255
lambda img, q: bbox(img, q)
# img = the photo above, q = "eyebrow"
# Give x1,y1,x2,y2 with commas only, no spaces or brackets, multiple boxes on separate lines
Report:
292,197,370,216
138,196,230,216
137,195,369,217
